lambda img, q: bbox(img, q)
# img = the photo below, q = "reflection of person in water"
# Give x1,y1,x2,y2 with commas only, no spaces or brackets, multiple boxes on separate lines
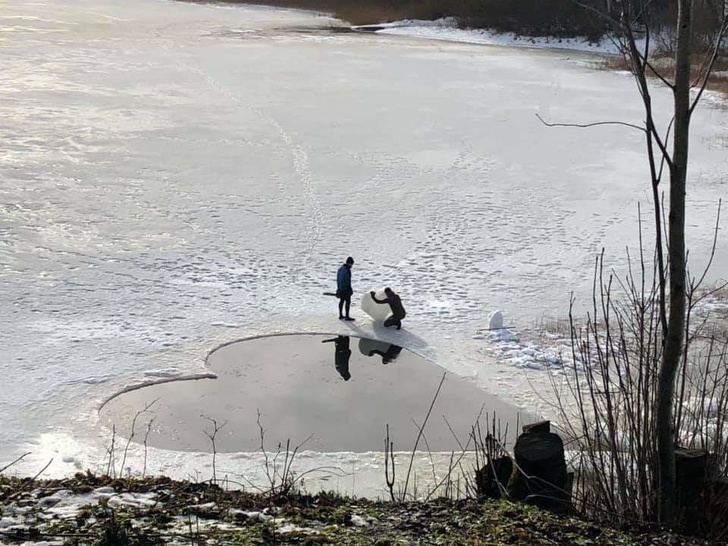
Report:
367,344,403,365
358,338,404,365
322,335,352,381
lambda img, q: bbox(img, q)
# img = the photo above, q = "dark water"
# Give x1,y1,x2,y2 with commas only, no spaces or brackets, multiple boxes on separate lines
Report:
100,334,533,453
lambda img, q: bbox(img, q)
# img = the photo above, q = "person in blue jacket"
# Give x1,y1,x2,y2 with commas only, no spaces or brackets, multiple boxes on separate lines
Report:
336,257,355,321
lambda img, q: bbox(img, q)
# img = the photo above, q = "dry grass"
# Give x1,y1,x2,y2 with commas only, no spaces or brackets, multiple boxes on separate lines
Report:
708,72,728,101
592,50,728,105
705,284,728,303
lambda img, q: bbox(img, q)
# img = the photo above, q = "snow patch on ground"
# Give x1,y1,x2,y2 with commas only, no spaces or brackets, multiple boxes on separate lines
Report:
694,294,728,316
472,311,577,373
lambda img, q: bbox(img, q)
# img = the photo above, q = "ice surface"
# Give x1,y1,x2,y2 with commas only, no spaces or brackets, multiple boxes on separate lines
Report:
1,0,728,491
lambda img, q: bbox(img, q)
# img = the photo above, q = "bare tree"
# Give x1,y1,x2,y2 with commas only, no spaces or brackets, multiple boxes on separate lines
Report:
615,0,728,523
655,0,692,523
543,0,728,525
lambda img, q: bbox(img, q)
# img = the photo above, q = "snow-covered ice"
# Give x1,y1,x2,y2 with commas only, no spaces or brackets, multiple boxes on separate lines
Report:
1,0,728,496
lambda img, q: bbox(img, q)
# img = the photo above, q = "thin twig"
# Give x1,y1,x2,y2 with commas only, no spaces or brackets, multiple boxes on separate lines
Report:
384,424,396,502
6,458,54,501
201,414,228,484
402,372,446,499
535,112,645,133
0,452,31,474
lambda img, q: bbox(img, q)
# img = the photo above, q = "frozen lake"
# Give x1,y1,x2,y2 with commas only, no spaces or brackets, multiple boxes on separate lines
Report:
1,0,727,493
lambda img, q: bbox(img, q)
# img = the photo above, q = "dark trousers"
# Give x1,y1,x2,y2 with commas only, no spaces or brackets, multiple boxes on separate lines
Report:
384,315,402,329
338,295,351,318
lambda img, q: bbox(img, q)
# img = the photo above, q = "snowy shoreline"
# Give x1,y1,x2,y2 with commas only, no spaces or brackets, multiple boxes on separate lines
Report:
352,18,626,55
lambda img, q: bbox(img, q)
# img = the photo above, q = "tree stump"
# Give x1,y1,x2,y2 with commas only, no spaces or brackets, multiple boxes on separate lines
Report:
522,420,551,436
675,447,707,534
507,423,569,512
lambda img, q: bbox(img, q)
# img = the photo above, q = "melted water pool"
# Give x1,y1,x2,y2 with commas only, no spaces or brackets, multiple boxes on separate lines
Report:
100,334,532,453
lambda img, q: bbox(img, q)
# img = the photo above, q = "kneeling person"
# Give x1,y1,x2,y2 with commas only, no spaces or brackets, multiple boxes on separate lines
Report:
370,288,406,330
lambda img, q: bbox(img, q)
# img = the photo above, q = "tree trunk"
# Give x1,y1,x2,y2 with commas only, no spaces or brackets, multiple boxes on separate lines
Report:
655,0,692,524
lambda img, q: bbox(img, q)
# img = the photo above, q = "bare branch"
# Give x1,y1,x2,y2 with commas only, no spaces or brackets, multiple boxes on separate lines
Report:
384,424,396,501
535,113,645,133
120,398,159,477
644,58,676,89
632,6,675,90
690,16,728,114
6,459,54,501
656,117,675,182
403,372,446,499
618,13,674,167
691,199,723,291
0,452,31,474
201,414,228,484
572,0,622,28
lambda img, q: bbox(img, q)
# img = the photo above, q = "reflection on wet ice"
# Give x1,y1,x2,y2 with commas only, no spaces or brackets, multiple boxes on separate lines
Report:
358,337,403,364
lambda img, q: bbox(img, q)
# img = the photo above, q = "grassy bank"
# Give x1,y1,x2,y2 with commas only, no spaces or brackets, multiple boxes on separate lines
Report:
0,473,716,545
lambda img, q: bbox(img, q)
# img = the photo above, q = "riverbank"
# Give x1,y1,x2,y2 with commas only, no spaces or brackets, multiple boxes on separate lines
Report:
0,474,716,545
182,0,605,37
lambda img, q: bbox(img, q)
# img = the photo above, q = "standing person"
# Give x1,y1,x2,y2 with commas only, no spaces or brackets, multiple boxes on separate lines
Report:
336,257,355,321
370,287,406,330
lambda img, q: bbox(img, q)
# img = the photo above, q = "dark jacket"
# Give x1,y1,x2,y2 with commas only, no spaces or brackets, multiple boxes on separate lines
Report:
373,292,406,319
337,264,352,295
